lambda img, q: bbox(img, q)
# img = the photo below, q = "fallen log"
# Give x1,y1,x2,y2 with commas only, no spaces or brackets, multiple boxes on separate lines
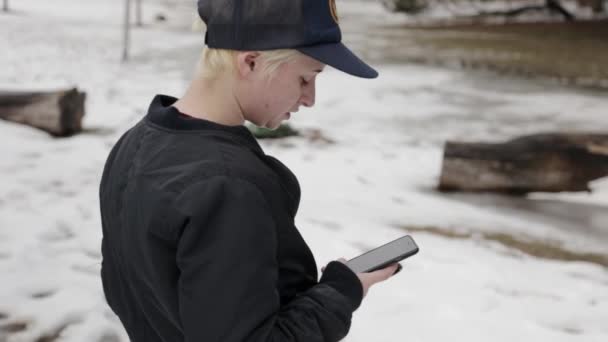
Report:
0,88,86,136
479,2,575,22
438,133,608,194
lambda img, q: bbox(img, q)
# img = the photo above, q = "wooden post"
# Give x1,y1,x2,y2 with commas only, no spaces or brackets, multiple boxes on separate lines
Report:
136,0,143,26
122,0,132,62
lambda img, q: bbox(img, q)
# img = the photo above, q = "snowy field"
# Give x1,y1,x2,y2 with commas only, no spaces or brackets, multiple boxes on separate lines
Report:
1,0,607,341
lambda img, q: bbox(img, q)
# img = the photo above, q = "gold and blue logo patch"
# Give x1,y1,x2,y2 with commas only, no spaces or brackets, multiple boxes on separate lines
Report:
329,0,339,24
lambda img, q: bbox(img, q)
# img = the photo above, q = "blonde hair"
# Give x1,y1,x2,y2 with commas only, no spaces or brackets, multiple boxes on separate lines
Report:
196,47,302,81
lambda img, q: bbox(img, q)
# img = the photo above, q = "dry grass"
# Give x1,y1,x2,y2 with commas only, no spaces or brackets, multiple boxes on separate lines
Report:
374,20,608,88
402,225,608,267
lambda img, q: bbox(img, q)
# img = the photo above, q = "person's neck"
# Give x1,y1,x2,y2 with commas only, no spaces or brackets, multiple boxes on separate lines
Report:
172,76,246,127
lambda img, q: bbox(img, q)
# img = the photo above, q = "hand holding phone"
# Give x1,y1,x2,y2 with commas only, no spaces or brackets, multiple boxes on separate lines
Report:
346,235,419,274
356,263,401,298
322,235,419,298
342,235,418,298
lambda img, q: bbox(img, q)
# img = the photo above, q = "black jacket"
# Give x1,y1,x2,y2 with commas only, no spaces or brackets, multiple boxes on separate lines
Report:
99,95,364,342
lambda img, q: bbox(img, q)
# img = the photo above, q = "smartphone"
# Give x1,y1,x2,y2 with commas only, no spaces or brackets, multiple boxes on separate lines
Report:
346,235,419,274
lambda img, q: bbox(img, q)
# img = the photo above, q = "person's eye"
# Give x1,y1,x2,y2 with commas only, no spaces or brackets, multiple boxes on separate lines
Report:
300,77,309,86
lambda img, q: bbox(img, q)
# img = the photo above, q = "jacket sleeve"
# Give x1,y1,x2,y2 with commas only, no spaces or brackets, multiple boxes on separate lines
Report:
175,176,363,342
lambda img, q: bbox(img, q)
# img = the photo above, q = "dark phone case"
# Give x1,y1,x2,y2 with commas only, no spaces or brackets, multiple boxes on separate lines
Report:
364,247,418,273
347,236,419,273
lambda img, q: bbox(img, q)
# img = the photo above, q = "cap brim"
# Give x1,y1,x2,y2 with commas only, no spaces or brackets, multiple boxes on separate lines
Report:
297,42,378,79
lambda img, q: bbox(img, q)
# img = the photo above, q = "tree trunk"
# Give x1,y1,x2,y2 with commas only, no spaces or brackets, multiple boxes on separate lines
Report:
0,88,86,136
438,133,608,194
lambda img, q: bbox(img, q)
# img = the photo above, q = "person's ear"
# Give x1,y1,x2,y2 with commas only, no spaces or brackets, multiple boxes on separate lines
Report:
235,51,260,78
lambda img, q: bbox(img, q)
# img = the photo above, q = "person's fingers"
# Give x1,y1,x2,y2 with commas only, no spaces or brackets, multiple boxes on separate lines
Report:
393,263,403,275
367,263,399,283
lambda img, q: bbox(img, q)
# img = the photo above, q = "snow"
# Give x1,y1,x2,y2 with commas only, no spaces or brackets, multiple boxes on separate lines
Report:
1,0,607,341
370,0,607,23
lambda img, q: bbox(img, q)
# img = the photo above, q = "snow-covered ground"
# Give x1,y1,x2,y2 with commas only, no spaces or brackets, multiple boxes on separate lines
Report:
1,0,607,341
373,0,607,23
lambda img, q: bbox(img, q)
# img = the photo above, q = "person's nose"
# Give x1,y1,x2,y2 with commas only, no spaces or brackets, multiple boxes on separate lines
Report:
300,79,316,108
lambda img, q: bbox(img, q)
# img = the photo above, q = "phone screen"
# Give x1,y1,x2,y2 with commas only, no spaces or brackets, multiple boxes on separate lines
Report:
346,235,419,273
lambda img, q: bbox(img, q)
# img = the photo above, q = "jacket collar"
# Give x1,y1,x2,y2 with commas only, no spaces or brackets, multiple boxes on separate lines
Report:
145,94,265,156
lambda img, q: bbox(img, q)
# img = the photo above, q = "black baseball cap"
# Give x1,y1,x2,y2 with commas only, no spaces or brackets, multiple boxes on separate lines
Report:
197,0,378,78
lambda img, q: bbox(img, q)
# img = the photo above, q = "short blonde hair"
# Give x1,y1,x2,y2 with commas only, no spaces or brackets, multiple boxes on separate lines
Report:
196,47,302,81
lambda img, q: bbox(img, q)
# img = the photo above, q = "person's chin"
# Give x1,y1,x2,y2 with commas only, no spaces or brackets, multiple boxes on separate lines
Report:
265,121,282,130
266,114,289,130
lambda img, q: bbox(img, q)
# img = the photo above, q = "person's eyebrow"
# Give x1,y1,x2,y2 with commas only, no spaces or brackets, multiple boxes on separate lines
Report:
313,69,324,73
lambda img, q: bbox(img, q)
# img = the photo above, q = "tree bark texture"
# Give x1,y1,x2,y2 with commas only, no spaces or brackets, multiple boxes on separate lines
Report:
438,133,608,194
0,88,86,136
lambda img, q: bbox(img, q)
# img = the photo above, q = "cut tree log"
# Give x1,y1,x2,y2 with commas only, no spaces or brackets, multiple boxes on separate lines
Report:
438,133,608,194
0,88,86,136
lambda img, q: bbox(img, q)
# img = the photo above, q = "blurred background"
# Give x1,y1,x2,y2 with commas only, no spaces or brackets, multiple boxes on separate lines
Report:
0,0,607,341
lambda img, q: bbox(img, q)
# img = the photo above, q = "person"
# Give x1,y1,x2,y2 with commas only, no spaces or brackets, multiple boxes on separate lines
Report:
99,0,400,341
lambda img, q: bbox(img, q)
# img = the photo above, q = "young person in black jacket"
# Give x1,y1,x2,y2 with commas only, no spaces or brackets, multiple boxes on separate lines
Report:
99,1,400,341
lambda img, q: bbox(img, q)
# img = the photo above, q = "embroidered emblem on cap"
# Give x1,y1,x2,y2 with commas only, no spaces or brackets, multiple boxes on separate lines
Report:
329,0,339,24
